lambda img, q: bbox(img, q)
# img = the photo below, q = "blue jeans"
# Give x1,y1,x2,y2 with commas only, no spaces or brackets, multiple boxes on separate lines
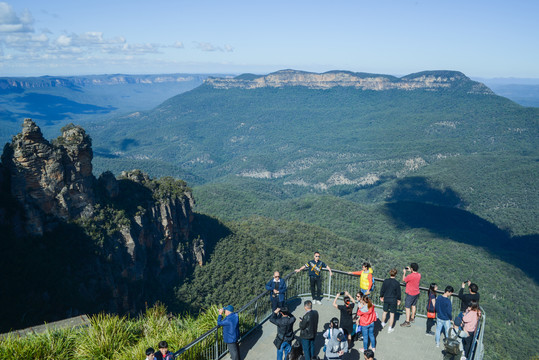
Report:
300,338,315,360
435,318,451,345
277,341,291,360
361,323,375,350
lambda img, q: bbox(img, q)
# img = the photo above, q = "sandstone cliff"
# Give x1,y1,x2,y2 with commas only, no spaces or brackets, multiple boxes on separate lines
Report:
0,119,204,327
205,69,494,94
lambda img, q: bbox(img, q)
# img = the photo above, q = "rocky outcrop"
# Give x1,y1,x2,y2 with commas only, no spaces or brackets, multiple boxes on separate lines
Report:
1,119,204,320
1,119,95,235
205,69,494,94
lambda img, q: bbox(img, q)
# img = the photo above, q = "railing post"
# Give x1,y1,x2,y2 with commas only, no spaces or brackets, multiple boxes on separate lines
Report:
327,271,332,298
214,328,219,360
254,300,259,324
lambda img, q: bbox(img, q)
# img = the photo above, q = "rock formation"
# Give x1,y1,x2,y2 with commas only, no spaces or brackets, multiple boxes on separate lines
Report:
205,69,494,94
0,119,205,325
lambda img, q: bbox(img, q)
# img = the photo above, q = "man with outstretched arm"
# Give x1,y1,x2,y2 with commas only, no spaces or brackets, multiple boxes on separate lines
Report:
295,251,333,304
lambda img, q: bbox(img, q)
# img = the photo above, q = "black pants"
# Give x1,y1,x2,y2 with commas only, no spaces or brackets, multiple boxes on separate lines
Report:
426,317,436,332
227,342,240,360
463,331,475,358
310,276,322,300
270,295,283,311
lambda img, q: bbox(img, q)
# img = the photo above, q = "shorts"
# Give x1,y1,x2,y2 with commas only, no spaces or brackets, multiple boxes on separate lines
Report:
383,301,398,313
405,293,419,308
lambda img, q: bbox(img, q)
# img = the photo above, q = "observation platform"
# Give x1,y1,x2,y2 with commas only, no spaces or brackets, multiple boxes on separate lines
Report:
226,296,444,360
174,269,484,360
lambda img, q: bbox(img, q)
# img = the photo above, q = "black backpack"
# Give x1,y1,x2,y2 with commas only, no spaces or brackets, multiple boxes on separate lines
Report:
443,327,462,355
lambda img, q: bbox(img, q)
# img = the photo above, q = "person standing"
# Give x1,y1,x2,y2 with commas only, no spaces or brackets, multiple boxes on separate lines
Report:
400,262,421,327
435,286,454,348
356,296,377,353
266,271,287,311
348,262,374,296
217,305,241,360
270,306,296,360
295,252,333,304
425,283,438,336
298,300,319,360
332,291,355,346
379,268,401,333
458,281,480,312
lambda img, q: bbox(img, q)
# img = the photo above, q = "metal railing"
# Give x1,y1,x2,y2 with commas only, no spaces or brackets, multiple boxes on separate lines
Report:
174,269,485,359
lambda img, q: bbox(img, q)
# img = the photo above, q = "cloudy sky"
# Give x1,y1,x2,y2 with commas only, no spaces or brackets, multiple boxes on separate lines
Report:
1,0,538,78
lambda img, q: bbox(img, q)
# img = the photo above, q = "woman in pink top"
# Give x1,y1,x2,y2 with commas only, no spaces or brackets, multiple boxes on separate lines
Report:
460,301,481,358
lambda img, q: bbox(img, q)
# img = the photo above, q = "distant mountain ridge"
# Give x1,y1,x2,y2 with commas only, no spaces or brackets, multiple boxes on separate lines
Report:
205,69,494,93
0,74,209,91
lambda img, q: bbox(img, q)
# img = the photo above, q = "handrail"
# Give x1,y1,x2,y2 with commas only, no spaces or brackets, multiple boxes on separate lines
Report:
173,268,485,359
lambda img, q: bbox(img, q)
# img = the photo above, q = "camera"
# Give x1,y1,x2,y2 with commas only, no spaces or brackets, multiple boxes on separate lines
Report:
405,267,410,271
340,292,345,295
464,280,470,283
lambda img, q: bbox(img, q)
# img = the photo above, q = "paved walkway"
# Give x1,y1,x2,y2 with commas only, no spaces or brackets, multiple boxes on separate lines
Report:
227,297,451,360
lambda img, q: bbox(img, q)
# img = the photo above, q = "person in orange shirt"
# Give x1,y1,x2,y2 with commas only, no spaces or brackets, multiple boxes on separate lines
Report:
348,262,373,296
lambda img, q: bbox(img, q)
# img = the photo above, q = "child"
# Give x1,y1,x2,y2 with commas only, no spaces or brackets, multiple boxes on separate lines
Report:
145,347,155,360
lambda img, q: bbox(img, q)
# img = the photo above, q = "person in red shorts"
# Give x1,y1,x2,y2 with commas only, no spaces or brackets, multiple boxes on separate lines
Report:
400,262,421,327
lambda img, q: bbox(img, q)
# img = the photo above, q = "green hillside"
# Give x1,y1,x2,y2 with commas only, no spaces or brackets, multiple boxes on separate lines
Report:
88,71,538,237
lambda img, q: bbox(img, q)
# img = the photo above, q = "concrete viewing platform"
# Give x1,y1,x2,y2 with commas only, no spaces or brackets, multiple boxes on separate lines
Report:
227,296,448,360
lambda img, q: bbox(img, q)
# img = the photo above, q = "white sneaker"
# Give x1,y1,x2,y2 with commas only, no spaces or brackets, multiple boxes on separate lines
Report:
317,300,322,304
381,322,386,328
388,327,394,333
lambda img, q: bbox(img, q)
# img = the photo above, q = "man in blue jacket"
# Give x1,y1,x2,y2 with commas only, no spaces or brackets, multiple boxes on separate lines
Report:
218,305,241,360
266,271,287,311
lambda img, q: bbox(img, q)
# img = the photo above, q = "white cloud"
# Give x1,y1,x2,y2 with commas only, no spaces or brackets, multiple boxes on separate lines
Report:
195,41,234,52
172,41,184,48
0,2,33,33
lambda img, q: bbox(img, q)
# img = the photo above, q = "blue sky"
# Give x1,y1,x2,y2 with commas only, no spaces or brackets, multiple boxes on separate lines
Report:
1,0,538,78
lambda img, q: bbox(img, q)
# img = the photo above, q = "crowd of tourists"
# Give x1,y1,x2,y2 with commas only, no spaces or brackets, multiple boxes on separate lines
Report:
213,251,481,360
